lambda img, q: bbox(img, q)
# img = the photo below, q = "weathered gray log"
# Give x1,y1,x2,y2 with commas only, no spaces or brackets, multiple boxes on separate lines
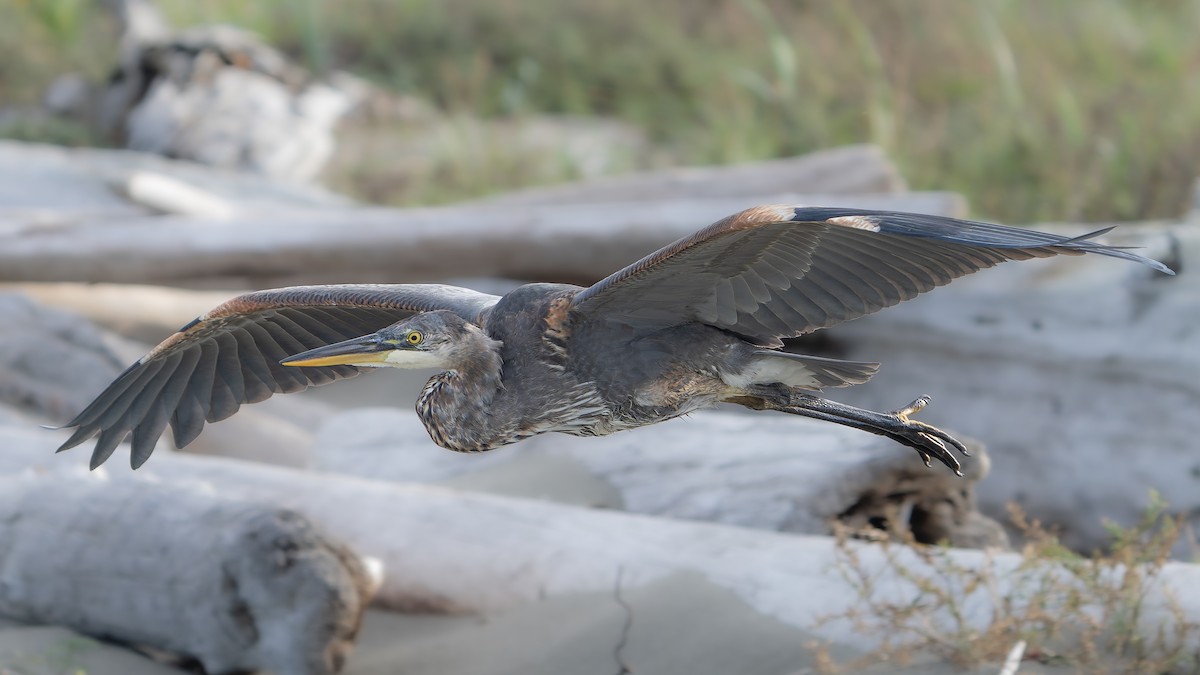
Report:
7,431,1200,655
314,407,1006,549
467,144,906,206
0,293,125,420
0,192,965,286
0,474,375,675
820,221,1197,551
0,140,353,229
1190,176,1200,220
0,283,231,344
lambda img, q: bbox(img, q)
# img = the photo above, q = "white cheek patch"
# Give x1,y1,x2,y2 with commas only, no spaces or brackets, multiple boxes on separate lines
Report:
382,349,447,369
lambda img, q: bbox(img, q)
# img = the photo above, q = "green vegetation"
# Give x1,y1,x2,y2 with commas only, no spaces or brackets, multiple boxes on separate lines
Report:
3,0,1199,223
823,493,1200,674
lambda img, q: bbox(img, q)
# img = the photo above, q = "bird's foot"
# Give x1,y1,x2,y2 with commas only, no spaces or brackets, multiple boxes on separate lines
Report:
762,390,971,476
879,396,969,476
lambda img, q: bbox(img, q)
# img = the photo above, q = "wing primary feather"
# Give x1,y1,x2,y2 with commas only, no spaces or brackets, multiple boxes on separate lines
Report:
89,421,130,470
231,329,277,403
64,362,146,428
130,349,199,467
242,321,308,392
89,359,168,430
211,332,246,406
57,424,100,453
172,339,218,446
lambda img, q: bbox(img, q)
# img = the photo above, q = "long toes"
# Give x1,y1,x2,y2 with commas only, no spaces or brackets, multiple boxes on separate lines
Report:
919,432,947,452
917,440,960,475
915,424,971,458
887,429,961,475
916,434,962,475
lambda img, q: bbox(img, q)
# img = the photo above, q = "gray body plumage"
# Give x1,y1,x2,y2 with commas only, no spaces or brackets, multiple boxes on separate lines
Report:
54,206,1173,474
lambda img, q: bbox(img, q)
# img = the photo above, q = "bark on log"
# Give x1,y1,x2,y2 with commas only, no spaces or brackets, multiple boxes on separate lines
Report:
467,144,905,206
313,407,1006,549
6,432,1200,655
0,193,966,287
0,474,375,675
819,221,1196,551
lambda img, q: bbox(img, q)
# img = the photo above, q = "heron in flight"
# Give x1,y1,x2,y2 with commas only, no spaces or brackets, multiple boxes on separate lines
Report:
56,206,1172,474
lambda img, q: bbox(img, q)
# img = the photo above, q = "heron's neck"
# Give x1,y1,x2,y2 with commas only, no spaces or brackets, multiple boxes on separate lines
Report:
415,337,509,452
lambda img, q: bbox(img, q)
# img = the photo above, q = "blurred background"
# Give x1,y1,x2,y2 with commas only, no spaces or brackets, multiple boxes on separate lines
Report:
2,1,1199,674
3,0,1199,222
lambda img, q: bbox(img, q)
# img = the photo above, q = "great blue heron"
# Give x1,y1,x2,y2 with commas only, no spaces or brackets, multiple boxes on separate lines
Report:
56,206,1172,474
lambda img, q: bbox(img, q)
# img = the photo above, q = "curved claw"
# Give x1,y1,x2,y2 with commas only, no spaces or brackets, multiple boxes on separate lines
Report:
889,430,962,476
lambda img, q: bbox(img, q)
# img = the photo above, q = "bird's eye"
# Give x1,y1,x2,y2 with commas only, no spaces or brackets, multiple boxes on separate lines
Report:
406,331,423,345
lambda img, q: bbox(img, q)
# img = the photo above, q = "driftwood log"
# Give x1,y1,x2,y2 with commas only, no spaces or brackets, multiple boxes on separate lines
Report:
0,293,125,420
468,144,906,205
5,430,1199,654
0,193,965,287
0,473,375,675
313,407,1006,549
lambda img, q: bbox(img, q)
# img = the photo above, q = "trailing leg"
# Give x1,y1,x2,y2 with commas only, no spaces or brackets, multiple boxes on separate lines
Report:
739,386,970,475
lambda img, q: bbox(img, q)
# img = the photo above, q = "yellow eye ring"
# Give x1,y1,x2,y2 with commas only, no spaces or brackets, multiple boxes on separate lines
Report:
406,330,423,345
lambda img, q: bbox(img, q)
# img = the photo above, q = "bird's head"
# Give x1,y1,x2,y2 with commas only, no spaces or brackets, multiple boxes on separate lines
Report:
280,310,497,371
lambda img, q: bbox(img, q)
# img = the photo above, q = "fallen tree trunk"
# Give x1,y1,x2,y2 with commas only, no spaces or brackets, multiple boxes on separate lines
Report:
467,144,906,206
0,293,126,420
0,192,965,287
0,474,375,675
6,429,1200,656
0,283,232,344
313,407,1005,549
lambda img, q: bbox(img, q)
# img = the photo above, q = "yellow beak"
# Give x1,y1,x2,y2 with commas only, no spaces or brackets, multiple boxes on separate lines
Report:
280,335,394,367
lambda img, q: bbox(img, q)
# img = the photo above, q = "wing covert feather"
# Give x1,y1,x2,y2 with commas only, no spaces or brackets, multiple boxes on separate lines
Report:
571,205,1172,345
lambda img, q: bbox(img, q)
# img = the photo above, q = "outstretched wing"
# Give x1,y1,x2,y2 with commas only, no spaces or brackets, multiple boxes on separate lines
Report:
571,205,1172,345
57,284,500,469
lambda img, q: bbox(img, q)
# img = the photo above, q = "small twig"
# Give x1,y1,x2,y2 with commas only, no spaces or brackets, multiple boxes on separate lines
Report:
613,566,634,675
998,639,1026,675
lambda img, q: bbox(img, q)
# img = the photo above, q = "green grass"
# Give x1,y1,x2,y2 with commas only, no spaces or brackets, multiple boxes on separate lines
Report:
3,0,1199,223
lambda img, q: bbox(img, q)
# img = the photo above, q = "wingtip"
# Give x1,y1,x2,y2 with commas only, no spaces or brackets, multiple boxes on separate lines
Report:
1153,260,1177,276
130,446,154,470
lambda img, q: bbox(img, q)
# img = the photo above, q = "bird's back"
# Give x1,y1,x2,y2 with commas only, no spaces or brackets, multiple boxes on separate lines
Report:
481,283,616,439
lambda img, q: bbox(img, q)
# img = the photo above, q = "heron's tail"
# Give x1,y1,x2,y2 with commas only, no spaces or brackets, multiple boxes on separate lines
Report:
724,351,879,391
